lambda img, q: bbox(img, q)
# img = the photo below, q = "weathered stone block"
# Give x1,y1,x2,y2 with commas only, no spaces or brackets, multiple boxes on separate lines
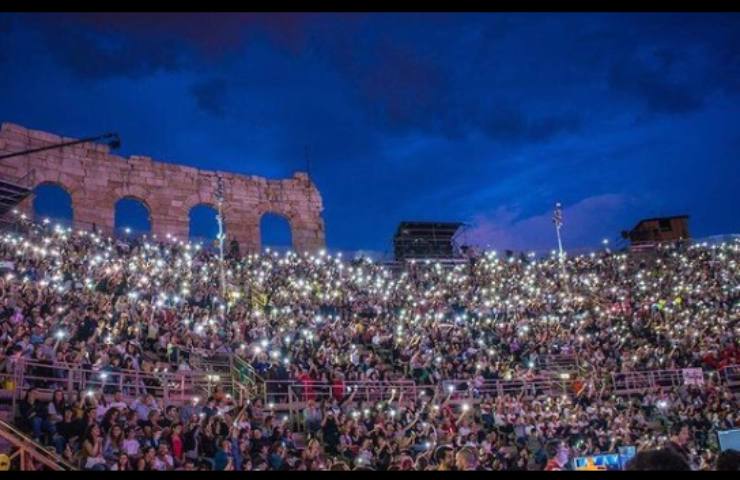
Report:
0,122,325,252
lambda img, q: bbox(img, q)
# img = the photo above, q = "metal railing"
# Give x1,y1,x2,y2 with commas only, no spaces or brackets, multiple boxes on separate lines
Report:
7,359,245,407
0,419,75,470
269,380,417,432
186,349,264,402
610,368,712,394
230,355,263,397
442,375,579,400
629,241,658,251
538,353,580,372
4,355,738,434
261,379,417,410
262,364,740,415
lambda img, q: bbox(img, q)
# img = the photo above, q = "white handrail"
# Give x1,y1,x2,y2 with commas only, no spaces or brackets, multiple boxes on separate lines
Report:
0,419,76,470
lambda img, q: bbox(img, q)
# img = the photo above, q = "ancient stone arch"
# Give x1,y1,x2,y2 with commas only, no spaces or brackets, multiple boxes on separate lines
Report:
187,202,221,240
31,180,75,221
114,195,153,233
0,123,325,253
258,210,294,249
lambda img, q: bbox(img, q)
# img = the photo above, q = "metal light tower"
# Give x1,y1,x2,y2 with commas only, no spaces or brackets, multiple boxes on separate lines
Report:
215,176,226,299
553,202,567,283
554,202,564,262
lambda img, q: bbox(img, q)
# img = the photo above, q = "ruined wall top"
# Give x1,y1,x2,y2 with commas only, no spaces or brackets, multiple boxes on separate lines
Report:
0,122,326,252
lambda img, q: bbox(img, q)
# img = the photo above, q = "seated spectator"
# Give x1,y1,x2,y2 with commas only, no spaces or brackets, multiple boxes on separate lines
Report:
626,449,691,471
716,450,740,471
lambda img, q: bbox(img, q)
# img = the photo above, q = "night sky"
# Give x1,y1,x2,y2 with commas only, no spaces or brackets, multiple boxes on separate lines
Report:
1,13,739,254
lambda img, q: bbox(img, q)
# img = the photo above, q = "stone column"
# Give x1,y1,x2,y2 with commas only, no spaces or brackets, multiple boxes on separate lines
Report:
292,217,326,253
151,215,189,242
72,191,114,235
225,213,260,255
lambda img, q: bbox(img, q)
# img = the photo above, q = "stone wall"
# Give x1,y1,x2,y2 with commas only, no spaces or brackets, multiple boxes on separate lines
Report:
0,123,325,253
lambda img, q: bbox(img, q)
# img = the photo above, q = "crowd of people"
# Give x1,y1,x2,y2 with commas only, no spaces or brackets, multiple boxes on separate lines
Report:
0,217,738,470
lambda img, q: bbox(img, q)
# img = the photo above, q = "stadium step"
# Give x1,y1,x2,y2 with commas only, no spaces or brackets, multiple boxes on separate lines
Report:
0,177,31,219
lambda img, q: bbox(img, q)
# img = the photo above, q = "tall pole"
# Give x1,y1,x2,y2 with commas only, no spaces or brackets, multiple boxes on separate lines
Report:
215,177,226,300
553,202,564,259
556,223,564,262
553,202,567,282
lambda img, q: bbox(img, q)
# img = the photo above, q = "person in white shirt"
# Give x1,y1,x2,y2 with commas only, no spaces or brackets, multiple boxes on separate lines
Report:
94,394,110,421
131,394,157,422
108,390,128,412
122,427,141,457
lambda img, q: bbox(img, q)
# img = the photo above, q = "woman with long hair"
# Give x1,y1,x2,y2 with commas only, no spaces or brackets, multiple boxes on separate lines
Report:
110,452,132,471
47,389,67,425
103,424,125,461
81,408,97,432
81,424,106,470
94,392,109,421
101,407,120,433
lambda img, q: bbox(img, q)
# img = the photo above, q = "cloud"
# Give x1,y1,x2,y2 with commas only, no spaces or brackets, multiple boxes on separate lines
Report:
16,13,330,81
36,13,296,54
2,13,739,252
477,107,583,143
190,78,230,116
608,50,705,116
22,14,188,80
457,193,638,252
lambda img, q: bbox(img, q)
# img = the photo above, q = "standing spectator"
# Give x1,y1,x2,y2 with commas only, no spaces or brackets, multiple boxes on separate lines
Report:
19,388,56,443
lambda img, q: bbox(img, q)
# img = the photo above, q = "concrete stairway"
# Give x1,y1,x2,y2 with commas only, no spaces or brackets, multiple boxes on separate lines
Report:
0,178,31,223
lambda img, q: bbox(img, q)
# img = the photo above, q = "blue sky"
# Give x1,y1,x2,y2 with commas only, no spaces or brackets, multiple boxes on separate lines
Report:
1,13,739,253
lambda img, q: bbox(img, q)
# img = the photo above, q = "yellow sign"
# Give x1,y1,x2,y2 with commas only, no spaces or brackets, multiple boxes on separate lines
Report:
575,458,607,471
252,291,268,309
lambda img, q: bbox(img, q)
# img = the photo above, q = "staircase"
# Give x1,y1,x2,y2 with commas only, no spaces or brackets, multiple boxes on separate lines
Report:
188,351,265,405
0,176,32,227
537,354,579,374
0,419,76,470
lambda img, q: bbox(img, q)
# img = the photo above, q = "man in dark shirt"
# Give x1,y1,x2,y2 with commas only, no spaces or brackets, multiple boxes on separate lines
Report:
76,314,97,342
664,422,693,468
202,397,218,420
321,412,340,455
626,449,690,470
18,388,55,442
56,408,83,453
159,405,178,429
249,428,269,460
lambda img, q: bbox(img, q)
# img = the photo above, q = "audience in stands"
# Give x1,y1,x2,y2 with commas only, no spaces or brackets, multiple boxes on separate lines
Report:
0,218,737,470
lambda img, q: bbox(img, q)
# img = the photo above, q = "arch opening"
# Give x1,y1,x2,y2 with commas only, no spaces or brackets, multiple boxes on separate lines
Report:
189,204,223,250
114,197,151,237
32,182,73,227
260,212,293,253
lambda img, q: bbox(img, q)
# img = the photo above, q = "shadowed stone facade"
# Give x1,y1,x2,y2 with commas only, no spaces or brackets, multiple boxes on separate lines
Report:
0,123,325,253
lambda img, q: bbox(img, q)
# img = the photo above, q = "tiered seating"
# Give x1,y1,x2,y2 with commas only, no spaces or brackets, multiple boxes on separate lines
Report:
0,177,31,227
